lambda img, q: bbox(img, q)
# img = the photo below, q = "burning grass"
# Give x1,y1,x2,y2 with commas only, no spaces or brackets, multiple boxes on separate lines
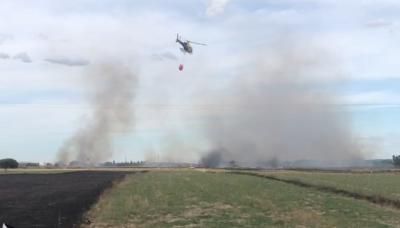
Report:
84,170,400,227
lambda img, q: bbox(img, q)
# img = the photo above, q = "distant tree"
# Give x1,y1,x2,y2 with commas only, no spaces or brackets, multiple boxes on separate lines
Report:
393,155,400,167
229,160,238,168
103,161,113,167
0,158,19,171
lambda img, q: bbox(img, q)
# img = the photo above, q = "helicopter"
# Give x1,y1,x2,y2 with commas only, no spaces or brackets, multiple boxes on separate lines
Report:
176,34,206,54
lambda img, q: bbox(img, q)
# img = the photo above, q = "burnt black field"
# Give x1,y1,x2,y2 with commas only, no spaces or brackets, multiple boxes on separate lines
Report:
0,171,128,228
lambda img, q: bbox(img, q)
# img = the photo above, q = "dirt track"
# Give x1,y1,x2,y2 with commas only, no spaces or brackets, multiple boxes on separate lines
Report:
0,171,128,228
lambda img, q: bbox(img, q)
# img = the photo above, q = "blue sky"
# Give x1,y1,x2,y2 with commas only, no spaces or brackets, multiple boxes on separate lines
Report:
0,0,399,162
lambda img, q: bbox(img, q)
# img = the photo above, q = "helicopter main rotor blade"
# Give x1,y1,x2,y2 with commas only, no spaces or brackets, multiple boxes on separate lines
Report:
188,41,207,46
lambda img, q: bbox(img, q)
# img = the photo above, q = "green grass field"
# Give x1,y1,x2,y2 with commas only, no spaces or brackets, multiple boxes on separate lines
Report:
265,171,400,201
85,170,400,227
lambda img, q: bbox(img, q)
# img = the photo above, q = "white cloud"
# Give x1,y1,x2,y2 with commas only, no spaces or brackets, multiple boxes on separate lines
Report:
365,19,392,28
44,57,89,66
0,33,13,44
13,52,32,63
206,0,231,16
342,91,400,105
0,53,10,59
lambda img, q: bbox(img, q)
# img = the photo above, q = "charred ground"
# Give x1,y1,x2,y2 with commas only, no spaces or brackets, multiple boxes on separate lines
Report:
0,171,130,228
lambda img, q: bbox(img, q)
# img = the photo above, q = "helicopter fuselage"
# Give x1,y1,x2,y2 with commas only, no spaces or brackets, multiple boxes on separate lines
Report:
177,40,193,54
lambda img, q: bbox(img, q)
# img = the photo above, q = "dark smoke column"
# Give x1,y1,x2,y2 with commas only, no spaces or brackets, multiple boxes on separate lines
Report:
57,62,138,165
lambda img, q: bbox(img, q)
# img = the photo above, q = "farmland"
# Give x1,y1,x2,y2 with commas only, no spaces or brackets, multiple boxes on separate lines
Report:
266,170,400,201
0,171,128,227
1,169,400,227
84,170,400,227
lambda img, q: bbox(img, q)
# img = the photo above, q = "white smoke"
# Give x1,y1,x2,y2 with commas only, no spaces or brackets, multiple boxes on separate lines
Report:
200,37,362,167
57,62,138,165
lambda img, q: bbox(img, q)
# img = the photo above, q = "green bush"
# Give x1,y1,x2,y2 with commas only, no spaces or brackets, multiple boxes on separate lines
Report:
0,158,19,171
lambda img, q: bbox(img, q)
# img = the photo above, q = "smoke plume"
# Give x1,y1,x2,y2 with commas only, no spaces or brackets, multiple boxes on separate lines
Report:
200,39,361,167
57,62,137,165
200,148,223,168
